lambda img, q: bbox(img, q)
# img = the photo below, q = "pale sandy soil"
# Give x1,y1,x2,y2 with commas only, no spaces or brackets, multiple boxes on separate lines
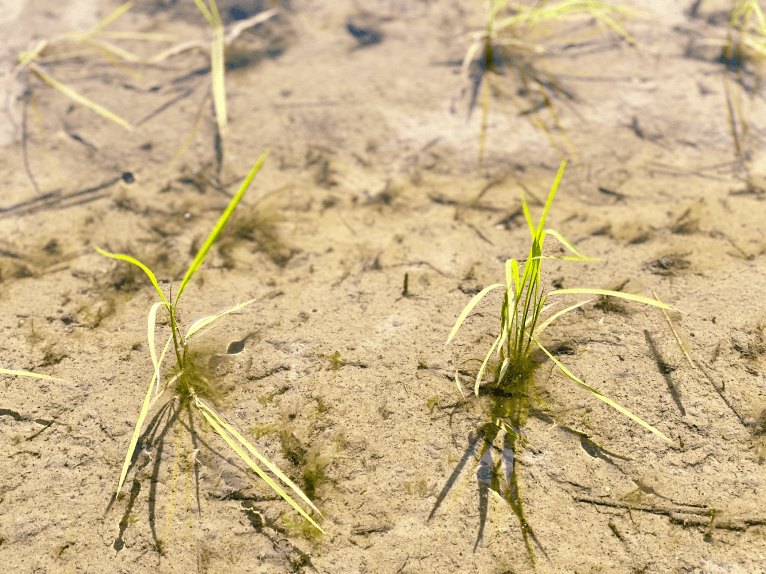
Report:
0,1,765,573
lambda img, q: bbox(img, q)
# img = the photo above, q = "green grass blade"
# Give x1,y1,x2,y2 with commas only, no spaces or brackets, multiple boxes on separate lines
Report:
497,357,510,382
147,302,164,394
454,366,467,399
0,368,67,382
81,37,142,63
446,283,506,345
117,371,158,494
83,1,132,39
536,159,567,232
193,0,215,26
534,338,672,444
520,188,536,236
174,152,268,306
185,298,258,341
208,0,223,26
30,65,132,130
492,417,535,448
196,399,324,532
549,288,676,310
510,259,521,298
475,333,502,395
96,247,168,306
533,299,592,337
17,39,47,68
196,398,321,516
543,228,597,260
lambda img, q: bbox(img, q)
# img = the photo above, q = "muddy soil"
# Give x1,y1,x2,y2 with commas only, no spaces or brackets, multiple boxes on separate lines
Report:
1,0,765,572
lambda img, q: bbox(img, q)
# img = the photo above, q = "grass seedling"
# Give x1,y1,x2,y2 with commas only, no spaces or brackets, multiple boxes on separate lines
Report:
148,1,277,171
707,1,766,166
439,159,675,567
462,0,636,171
97,151,322,533
13,1,177,191
447,158,674,443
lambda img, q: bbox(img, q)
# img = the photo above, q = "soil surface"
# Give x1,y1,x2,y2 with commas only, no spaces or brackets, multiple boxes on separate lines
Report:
1,0,765,573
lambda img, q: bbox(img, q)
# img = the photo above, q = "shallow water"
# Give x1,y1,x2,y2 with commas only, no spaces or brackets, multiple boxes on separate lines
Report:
1,0,765,572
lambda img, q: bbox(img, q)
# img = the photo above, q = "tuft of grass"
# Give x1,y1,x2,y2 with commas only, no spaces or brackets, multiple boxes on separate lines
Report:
14,2,138,133
150,1,277,171
447,158,675,443
462,0,637,171
96,151,323,533
707,1,766,165
13,1,176,191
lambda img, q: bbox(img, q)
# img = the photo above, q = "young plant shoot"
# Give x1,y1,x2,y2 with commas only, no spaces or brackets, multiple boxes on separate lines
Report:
462,0,637,170
447,159,675,444
97,150,322,533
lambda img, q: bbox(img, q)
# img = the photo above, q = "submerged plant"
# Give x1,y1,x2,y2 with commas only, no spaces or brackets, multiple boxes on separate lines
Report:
148,0,277,170
708,0,766,166
440,159,674,566
462,0,636,170
97,151,322,533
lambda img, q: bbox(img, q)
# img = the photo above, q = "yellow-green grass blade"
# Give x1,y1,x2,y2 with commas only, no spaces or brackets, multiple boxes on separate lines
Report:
81,37,142,63
185,298,258,341
208,0,226,151
453,358,481,399
0,368,67,382
549,288,676,311
208,0,223,27
149,371,177,411
148,40,204,64
168,95,212,168
17,39,47,68
586,8,637,46
117,371,158,494
490,0,512,21
175,152,268,305
95,247,168,306
475,333,502,395
520,187,536,236
510,259,521,298
497,357,510,383
543,228,597,260
148,301,163,394
654,291,695,369
225,9,277,46
83,1,132,40
504,259,514,293
30,64,131,130
155,334,174,396
461,37,482,76
534,338,672,444
94,31,178,41
454,366,466,399
196,400,324,532
536,159,567,233
533,299,592,337
210,27,227,154
446,283,506,345
193,0,215,26
196,397,321,516
492,417,535,448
